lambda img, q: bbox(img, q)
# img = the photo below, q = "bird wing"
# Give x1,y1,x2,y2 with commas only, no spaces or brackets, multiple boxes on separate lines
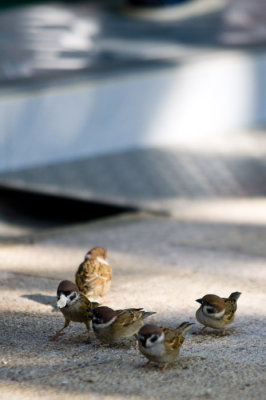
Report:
66,294,98,322
76,259,112,290
162,327,184,351
116,308,143,314
223,298,237,322
116,309,144,327
79,294,99,312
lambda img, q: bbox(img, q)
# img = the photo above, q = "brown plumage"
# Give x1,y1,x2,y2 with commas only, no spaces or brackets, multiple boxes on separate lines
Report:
75,247,112,298
196,291,241,334
138,322,194,369
49,280,99,342
89,306,156,345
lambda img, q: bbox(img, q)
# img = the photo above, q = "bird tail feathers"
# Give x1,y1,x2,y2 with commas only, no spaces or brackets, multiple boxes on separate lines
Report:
142,311,156,319
176,321,195,334
229,292,241,302
91,301,100,308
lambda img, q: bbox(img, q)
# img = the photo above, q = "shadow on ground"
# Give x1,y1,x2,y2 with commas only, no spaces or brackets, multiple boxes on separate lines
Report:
21,294,57,311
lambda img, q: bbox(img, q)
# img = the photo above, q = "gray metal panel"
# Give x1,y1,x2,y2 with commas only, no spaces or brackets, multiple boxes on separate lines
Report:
1,147,266,211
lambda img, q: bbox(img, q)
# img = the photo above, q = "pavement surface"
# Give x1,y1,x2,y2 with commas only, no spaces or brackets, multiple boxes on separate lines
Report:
1,202,266,399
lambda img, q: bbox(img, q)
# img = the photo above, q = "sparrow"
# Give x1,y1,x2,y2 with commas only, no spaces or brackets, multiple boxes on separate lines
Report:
137,322,194,370
88,306,156,345
195,291,241,334
75,246,112,299
49,280,99,342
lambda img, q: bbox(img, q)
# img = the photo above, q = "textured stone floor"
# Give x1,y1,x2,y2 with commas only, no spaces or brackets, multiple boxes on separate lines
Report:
0,205,266,399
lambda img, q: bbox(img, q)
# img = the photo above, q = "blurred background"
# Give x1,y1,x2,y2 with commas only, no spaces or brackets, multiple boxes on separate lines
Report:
0,0,266,238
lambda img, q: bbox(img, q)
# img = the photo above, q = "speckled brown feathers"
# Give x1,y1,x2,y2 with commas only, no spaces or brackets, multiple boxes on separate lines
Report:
222,292,240,322
137,322,194,369
162,325,186,353
90,306,156,345
196,291,241,333
116,308,155,327
49,280,99,342
60,292,96,325
75,247,112,298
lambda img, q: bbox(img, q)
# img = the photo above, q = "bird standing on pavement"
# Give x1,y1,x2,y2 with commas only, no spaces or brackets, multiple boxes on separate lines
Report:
137,322,194,370
195,291,241,334
88,306,156,345
75,247,112,299
49,280,99,342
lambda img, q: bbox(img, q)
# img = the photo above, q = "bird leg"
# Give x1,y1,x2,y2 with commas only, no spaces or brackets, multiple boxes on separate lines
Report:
159,363,169,372
217,329,226,336
199,326,207,335
84,321,91,344
141,360,152,368
49,319,70,341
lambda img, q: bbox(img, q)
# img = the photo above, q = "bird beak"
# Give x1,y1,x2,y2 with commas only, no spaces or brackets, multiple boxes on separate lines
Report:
137,334,144,341
196,298,203,304
57,294,68,308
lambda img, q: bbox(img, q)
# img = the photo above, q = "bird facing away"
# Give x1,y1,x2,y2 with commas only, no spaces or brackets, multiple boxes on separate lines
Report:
88,306,156,345
137,322,194,370
196,291,241,335
75,247,112,299
49,280,99,342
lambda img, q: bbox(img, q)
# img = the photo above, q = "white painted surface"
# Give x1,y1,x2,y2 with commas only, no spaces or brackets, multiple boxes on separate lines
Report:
0,50,265,172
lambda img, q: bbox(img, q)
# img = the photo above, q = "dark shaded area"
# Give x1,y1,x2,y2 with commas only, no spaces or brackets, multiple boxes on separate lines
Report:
0,186,134,229
129,0,189,5
0,0,87,9
99,7,223,47
21,294,57,310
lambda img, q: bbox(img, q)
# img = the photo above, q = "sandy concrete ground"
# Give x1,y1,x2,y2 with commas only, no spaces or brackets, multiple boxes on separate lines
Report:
1,206,266,399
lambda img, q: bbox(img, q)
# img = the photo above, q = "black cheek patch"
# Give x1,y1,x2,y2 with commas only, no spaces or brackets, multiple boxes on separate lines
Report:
206,307,216,314
140,338,147,347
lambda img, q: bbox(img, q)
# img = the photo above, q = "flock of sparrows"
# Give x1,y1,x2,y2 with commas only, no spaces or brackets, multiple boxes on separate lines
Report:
50,246,241,370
